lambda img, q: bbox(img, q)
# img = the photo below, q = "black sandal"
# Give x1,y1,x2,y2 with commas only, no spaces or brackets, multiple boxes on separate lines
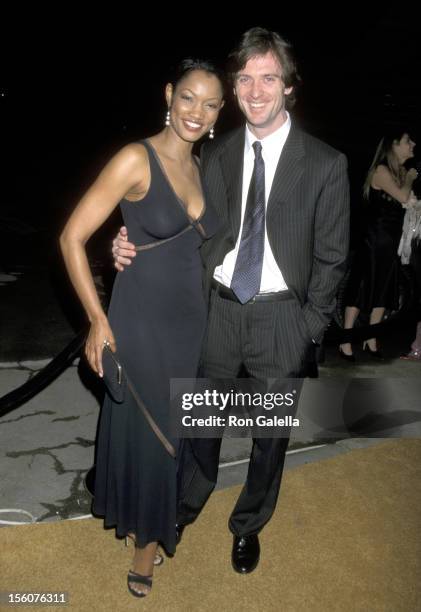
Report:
127,571,153,598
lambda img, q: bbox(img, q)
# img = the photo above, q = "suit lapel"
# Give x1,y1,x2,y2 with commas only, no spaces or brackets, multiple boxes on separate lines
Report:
266,123,305,220
216,124,305,241
219,128,245,240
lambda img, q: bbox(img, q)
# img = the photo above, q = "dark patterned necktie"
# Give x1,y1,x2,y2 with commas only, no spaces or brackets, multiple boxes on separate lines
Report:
231,141,265,304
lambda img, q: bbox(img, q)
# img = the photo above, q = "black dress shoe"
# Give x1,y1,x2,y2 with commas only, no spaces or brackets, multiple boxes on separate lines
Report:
175,523,185,545
232,534,260,574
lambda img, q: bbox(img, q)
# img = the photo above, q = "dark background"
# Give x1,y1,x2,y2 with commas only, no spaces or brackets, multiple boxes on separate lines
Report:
1,9,421,359
2,10,420,225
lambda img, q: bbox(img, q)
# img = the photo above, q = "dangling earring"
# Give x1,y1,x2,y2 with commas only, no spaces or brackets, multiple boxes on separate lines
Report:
209,127,214,139
165,110,170,127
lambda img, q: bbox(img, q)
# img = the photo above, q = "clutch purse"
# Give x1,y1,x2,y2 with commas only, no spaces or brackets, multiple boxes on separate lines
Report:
102,343,126,403
101,342,175,458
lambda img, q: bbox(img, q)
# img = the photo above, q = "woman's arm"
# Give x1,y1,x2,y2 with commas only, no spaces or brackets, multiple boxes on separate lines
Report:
60,143,148,375
372,164,418,204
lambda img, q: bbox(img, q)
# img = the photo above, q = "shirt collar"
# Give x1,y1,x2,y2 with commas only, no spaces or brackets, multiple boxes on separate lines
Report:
244,111,291,157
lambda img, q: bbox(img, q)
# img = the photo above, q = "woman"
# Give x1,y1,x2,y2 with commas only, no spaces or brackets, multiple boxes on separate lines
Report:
339,130,417,360
60,59,224,597
399,194,421,360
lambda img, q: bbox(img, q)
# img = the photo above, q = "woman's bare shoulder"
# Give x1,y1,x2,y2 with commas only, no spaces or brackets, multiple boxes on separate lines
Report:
103,142,150,185
371,164,393,188
116,142,149,166
373,164,391,177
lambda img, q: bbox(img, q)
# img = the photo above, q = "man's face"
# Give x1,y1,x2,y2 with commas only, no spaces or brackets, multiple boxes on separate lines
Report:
234,51,292,138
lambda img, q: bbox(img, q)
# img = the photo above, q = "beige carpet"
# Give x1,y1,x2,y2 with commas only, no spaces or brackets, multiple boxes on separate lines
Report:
1,440,420,612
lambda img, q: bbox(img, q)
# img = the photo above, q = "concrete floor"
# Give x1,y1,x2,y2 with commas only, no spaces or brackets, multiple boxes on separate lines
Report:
1,255,420,526
1,351,420,527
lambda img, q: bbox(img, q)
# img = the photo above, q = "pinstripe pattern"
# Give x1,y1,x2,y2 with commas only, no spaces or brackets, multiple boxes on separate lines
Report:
177,121,350,537
201,291,314,379
200,122,350,344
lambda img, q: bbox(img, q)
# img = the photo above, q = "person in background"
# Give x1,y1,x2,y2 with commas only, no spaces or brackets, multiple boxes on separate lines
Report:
399,171,421,361
339,130,417,361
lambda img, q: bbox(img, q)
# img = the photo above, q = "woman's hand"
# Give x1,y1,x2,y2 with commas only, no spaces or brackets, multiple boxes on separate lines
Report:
402,190,418,209
85,316,117,377
406,168,418,183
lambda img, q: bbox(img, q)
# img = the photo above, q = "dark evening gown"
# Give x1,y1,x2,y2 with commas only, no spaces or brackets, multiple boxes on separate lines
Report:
344,186,405,313
92,139,219,554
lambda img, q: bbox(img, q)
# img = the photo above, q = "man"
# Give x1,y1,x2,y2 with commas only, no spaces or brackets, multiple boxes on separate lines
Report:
113,27,350,573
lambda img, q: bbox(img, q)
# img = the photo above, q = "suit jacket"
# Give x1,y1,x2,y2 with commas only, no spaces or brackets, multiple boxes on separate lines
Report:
199,121,350,345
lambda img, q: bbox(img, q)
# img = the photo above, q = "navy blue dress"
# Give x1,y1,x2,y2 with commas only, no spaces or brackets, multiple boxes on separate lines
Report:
92,140,219,554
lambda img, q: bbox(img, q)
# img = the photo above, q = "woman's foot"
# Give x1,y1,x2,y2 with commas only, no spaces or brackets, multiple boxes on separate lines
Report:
127,571,152,598
125,532,163,566
127,542,158,597
339,343,355,362
363,338,378,352
363,339,384,359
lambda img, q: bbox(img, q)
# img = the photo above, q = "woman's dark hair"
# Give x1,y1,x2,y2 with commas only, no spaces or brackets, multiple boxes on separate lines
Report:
226,27,301,109
363,129,412,199
170,58,225,96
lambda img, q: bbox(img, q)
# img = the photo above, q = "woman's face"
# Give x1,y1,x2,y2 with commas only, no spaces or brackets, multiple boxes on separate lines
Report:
393,133,416,163
166,70,224,142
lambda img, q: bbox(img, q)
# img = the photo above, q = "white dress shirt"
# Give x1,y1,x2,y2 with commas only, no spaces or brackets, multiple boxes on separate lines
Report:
213,113,291,292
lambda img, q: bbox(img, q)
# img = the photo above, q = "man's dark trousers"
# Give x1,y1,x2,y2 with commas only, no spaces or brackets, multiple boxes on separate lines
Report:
177,287,312,537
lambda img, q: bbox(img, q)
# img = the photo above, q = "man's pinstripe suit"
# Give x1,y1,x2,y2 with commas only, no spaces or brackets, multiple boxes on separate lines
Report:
177,120,350,538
